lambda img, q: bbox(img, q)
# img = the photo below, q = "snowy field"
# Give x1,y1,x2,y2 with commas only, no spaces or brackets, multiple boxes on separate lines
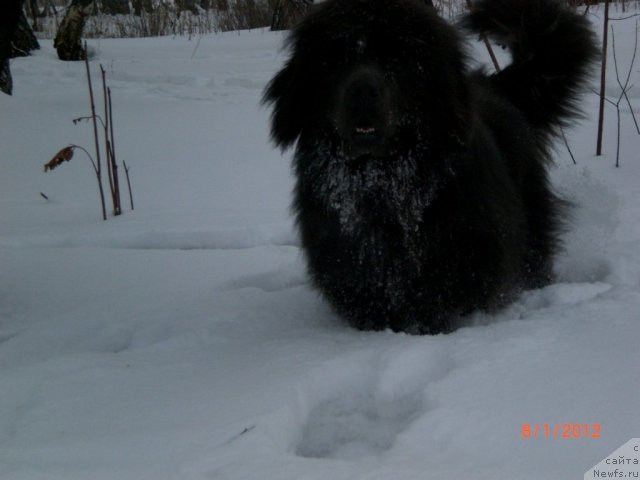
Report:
1,11,639,480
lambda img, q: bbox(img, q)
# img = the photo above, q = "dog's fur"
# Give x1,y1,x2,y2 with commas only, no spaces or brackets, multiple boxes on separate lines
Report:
263,0,598,334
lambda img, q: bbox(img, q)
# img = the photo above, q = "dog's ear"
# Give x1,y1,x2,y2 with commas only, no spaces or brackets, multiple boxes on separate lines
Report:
262,59,307,150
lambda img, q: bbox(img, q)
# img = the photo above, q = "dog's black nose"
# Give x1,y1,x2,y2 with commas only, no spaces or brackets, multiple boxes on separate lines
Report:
334,65,395,159
346,74,382,103
342,68,387,129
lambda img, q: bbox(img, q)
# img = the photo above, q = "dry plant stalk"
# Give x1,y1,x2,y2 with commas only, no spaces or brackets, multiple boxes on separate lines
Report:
83,44,108,220
123,160,134,210
101,66,122,216
44,44,135,220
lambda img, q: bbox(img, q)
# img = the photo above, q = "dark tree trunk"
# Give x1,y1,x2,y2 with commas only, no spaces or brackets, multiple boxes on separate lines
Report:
42,0,57,17
270,0,311,31
11,11,40,57
132,0,153,15
176,0,200,14
26,0,40,31
214,0,229,10
54,0,93,61
0,63,13,95
100,0,130,15
1,0,24,95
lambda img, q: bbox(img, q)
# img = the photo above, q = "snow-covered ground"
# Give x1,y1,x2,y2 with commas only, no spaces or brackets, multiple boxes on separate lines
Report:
1,11,639,480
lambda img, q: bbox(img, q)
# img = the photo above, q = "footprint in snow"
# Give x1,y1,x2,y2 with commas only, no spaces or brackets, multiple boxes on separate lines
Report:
294,343,452,460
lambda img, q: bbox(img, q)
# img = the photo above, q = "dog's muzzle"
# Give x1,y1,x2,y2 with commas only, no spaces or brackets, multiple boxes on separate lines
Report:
333,65,397,161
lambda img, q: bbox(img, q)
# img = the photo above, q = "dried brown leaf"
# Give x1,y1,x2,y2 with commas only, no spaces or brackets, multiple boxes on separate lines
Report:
44,146,74,172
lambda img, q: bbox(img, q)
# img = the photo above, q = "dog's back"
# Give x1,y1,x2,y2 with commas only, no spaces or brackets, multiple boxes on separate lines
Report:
463,0,598,290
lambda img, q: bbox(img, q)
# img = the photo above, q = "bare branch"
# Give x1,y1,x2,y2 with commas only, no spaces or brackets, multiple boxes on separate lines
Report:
464,0,501,72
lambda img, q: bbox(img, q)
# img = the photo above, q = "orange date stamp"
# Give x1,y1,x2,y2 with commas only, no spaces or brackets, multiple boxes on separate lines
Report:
521,423,602,439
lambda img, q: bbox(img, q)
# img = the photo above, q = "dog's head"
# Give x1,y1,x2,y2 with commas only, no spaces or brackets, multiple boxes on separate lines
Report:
263,0,471,162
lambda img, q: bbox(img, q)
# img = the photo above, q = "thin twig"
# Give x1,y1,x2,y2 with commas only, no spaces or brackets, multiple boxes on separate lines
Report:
620,21,640,134
73,114,107,129
610,26,623,167
561,129,577,165
611,25,634,97
588,86,618,106
123,160,134,211
609,13,640,21
465,0,501,72
101,64,117,215
71,144,99,173
622,88,640,134
609,22,640,167
616,104,621,167
108,87,122,215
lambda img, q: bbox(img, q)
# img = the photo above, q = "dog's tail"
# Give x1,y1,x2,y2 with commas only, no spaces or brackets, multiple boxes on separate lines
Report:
463,0,599,132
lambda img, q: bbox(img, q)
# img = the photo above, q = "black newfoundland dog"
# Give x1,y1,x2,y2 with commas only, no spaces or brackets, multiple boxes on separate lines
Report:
263,0,598,334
